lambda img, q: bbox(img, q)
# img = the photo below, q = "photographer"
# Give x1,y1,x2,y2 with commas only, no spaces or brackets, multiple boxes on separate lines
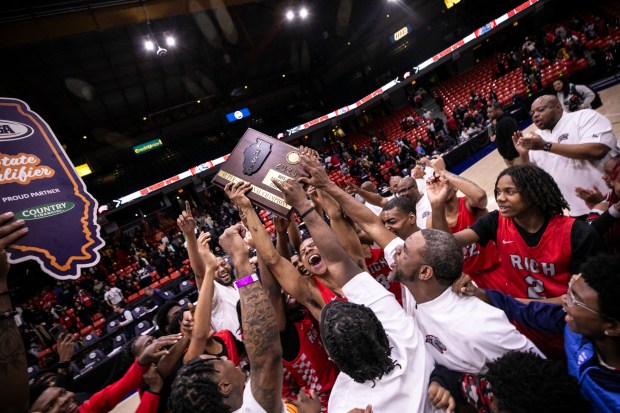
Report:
553,78,597,112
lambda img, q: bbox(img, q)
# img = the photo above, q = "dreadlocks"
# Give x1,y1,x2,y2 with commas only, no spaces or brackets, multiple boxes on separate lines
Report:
496,164,569,216
486,351,590,413
320,300,398,385
168,357,231,413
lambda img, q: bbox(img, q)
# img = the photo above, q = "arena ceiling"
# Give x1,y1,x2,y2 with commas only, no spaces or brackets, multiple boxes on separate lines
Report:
0,0,537,202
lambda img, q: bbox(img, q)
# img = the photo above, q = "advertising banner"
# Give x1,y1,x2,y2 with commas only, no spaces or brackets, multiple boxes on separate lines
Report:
0,98,104,279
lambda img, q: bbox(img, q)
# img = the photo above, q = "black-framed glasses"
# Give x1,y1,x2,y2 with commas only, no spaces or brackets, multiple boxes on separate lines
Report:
397,185,418,196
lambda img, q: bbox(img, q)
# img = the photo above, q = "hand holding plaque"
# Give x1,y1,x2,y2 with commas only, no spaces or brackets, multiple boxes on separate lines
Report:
212,129,308,217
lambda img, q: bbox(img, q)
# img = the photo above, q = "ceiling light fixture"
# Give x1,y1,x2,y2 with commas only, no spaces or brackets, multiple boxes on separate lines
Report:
142,3,173,56
299,8,308,19
286,10,295,20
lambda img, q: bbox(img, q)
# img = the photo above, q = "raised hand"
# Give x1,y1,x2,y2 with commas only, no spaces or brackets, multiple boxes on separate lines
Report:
219,224,250,262
299,154,332,190
177,201,196,236
272,179,310,211
428,381,455,413
224,181,253,210
511,131,529,157
345,183,361,195
56,333,75,363
273,216,291,234
519,132,545,151
196,231,217,269
180,310,194,340
429,155,446,172
426,173,452,205
138,334,182,365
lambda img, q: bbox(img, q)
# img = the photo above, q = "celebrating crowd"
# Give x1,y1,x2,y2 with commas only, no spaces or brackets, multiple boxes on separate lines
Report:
2,89,620,413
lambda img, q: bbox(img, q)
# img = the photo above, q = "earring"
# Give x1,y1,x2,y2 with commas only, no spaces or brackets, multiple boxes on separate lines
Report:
604,331,610,336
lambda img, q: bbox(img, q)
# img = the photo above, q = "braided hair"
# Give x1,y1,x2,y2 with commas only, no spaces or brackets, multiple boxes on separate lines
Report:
486,351,589,413
320,300,398,385
496,164,568,216
168,357,231,413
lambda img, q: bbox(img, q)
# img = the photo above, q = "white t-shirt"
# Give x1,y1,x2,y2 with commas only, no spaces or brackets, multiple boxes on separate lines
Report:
401,287,543,373
416,193,432,229
530,110,618,216
212,281,242,340
385,237,543,373
235,381,287,413
328,272,433,413
104,288,124,305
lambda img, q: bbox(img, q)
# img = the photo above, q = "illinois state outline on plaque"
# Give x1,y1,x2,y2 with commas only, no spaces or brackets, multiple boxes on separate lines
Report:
0,98,104,280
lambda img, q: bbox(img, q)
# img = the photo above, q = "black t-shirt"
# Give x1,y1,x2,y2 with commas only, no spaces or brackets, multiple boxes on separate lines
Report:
494,114,519,160
470,210,605,274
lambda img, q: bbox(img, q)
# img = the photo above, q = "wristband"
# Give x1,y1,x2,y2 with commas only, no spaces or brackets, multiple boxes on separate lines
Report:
0,290,10,296
57,362,70,369
299,207,315,220
234,273,259,289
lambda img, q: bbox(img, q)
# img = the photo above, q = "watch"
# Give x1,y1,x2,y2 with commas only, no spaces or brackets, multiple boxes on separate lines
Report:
543,142,553,152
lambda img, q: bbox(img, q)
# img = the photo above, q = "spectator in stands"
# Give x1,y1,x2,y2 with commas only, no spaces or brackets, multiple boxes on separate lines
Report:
487,102,520,166
553,79,597,112
112,304,134,327
515,95,618,217
103,285,124,309
144,286,170,307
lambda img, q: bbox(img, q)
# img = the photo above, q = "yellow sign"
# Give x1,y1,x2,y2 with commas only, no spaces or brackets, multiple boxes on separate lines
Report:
216,170,291,209
74,163,92,177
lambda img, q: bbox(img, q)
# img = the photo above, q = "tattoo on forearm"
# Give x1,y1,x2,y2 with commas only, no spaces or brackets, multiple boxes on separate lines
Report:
239,282,280,360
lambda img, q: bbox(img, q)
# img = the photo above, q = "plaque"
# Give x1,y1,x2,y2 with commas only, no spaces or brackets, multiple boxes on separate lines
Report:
212,128,307,216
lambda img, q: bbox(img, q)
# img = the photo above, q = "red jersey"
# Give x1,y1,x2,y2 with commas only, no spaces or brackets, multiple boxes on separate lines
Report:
365,247,403,305
281,314,338,412
496,214,573,299
496,214,574,359
450,197,506,290
213,330,240,367
312,277,346,304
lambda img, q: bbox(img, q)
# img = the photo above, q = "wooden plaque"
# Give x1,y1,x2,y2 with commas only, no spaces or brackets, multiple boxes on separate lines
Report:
212,128,307,217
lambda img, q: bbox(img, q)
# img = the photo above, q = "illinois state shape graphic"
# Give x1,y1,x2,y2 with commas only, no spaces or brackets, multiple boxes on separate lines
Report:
0,98,104,279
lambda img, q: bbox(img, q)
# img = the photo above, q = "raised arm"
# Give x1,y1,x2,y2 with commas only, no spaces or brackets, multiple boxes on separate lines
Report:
317,189,366,270
273,178,363,289
225,182,323,320
287,218,302,253
347,183,389,208
0,213,29,413
219,224,283,413
426,174,481,247
257,254,287,332
274,216,292,262
184,232,218,362
298,149,397,249
519,132,611,160
177,201,205,289
429,155,488,210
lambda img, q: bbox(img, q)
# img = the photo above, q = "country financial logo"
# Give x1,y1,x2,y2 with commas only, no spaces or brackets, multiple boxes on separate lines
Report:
243,138,272,175
0,120,35,141
425,335,448,353
557,133,569,143
15,202,75,221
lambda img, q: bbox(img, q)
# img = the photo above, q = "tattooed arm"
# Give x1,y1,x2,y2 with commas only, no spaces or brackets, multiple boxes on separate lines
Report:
0,212,30,413
220,224,283,413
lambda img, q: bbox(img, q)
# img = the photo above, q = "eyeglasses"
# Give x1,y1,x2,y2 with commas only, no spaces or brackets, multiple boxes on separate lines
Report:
566,274,602,316
397,185,418,196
